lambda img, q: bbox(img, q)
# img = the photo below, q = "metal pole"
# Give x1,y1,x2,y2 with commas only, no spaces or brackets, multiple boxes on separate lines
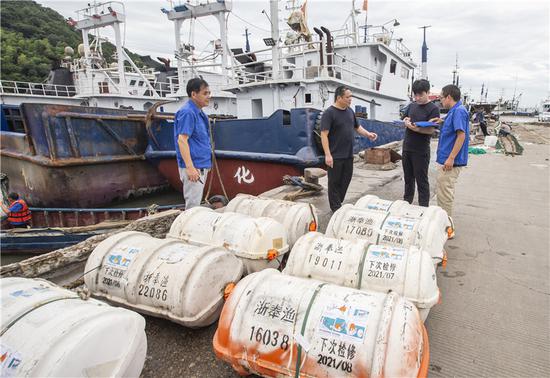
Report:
270,0,280,80
113,22,126,95
419,25,431,80
174,19,185,95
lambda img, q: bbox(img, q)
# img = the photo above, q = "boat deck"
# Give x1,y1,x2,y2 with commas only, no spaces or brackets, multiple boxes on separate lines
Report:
140,122,550,377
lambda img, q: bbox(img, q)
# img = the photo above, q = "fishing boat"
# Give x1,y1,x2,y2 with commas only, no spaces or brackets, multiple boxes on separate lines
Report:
145,107,404,199
1,0,412,206
144,0,411,197
0,1,236,116
539,98,550,122
0,102,168,207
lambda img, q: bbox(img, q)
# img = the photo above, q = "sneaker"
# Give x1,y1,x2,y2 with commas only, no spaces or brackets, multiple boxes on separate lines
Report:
447,216,455,239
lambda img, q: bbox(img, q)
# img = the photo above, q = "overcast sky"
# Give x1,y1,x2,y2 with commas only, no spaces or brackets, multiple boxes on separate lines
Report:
38,0,549,108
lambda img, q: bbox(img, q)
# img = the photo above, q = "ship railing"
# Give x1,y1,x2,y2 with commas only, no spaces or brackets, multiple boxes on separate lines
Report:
158,63,232,95
230,46,278,85
74,1,125,22
229,40,381,90
390,39,413,60
329,51,380,90
362,28,413,61
0,80,77,97
331,26,361,47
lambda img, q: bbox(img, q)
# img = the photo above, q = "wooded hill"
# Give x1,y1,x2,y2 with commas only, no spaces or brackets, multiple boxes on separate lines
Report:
1,0,162,82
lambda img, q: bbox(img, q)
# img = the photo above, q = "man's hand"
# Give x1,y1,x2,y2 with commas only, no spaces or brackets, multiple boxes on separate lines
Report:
325,154,334,168
429,117,444,125
367,132,378,141
186,167,200,182
403,117,412,127
443,157,454,171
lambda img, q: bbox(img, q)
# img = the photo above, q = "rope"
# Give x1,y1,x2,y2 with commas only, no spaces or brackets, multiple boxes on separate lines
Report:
356,244,371,289
204,118,228,203
294,283,326,377
0,296,83,337
229,11,271,33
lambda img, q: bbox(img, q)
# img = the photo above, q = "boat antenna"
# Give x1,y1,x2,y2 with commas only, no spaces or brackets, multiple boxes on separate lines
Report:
243,28,251,52
419,25,431,80
452,53,459,86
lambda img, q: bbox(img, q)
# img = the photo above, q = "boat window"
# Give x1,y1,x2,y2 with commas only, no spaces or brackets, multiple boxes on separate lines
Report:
390,60,397,74
283,110,291,126
1,106,25,133
129,80,137,86
138,81,145,86
98,82,109,94
401,67,409,79
305,93,312,104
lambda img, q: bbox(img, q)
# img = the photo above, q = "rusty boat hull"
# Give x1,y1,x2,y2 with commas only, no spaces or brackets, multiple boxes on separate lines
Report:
0,103,167,207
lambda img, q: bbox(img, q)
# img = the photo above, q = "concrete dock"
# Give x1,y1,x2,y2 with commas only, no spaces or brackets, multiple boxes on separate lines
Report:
141,123,549,377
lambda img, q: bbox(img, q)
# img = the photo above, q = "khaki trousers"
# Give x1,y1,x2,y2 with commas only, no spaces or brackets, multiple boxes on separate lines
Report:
436,165,463,217
179,167,209,210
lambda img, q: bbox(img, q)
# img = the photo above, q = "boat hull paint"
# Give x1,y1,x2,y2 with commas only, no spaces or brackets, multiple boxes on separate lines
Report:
146,108,404,198
157,158,302,200
0,103,168,207
2,155,167,208
1,231,104,254
0,204,184,254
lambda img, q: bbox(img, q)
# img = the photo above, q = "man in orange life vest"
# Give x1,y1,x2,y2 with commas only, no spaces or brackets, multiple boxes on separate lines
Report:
1,192,32,228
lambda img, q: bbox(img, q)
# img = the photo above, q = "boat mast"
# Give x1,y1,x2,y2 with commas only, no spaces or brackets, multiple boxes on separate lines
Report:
419,25,431,80
75,1,128,94
166,1,233,93
270,0,281,80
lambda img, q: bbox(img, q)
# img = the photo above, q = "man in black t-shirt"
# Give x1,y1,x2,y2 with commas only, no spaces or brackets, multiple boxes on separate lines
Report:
402,79,440,207
321,86,378,212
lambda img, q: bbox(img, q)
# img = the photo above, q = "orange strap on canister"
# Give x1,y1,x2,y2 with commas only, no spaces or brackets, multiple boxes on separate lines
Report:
223,282,236,300
417,324,430,378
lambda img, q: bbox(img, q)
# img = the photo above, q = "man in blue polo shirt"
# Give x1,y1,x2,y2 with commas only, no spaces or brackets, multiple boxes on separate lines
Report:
174,78,212,209
430,84,469,238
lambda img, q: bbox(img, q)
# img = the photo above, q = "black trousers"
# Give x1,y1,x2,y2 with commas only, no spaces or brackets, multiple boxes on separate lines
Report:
402,150,430,207
480,122,489,136
328,158,354,212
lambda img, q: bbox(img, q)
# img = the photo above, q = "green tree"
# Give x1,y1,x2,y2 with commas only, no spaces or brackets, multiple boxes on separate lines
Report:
0,1,162,82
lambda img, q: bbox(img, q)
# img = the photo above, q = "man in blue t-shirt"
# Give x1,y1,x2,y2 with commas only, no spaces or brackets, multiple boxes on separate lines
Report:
174,78,212,209
430,84,470,238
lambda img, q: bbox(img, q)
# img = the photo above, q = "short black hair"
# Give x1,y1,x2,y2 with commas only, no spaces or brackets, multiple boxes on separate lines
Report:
186,77,209,97
412,79,430,95
8,192,19,200
334,85,351,102
441,84,461,102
